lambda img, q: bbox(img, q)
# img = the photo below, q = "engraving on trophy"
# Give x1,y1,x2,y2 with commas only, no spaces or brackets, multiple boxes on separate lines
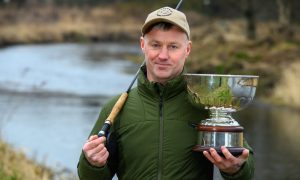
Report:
184,74,259,155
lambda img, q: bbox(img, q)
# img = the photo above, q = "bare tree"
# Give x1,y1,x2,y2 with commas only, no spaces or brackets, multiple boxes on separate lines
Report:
275,0,294,39
276,0,292,27
244,0,256,40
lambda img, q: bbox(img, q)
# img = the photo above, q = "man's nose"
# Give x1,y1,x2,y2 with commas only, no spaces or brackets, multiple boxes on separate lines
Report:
158,46,169,60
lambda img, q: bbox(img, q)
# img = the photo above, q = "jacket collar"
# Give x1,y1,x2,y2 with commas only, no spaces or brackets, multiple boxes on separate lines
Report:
137,65,186,99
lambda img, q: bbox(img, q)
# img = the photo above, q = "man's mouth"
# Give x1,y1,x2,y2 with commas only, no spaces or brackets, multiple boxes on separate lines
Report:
155,63,170,67
156,64,170,70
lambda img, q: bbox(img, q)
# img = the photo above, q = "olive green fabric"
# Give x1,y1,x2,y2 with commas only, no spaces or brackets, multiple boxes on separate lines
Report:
77,66,254,180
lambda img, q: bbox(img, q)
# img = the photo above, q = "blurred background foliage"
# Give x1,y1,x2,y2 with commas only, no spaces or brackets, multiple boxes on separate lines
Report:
0,0,299,110
1,0,300,22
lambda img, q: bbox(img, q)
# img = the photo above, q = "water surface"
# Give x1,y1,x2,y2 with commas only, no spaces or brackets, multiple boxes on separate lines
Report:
0,43,140,173
0,43,299,179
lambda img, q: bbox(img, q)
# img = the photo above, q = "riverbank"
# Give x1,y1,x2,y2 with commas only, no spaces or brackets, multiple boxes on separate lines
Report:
0,139,53,180
0,5,299,179
0,138,80,180
1,5,299,109
0,5,142,46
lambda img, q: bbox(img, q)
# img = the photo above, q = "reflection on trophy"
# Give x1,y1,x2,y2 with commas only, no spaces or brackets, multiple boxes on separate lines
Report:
184,74,259,155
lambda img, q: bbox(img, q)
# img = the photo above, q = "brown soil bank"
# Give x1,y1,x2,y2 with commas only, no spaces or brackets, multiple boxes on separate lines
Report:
0,5,143,45
0,5,300,109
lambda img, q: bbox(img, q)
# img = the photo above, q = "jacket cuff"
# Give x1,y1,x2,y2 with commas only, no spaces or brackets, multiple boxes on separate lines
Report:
220,161,254,180
77,156,110,180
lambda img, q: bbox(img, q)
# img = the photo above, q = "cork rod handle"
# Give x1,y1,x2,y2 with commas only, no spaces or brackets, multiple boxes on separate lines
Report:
98,92,128,137
107,92,128,123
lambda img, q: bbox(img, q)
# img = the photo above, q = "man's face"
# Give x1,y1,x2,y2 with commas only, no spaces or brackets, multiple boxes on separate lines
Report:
140,26,192,84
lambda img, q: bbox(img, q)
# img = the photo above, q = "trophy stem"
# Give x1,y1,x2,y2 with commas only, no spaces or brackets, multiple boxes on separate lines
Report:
201,107,240,126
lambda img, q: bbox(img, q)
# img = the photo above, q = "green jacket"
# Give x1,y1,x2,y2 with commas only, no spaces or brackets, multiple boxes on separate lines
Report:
77,66,254,180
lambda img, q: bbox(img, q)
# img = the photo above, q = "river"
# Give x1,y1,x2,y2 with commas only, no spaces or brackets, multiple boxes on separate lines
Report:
0,43,299,179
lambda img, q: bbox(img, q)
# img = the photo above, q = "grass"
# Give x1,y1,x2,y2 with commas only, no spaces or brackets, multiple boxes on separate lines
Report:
0,140,53,180
0,168,19,180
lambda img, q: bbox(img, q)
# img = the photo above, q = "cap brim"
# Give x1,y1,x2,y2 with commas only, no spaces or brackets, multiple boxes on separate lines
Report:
141,18,186,36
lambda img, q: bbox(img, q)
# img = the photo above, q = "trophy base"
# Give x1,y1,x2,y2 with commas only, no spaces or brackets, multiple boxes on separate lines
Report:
193,145,244,156
194,125,244,156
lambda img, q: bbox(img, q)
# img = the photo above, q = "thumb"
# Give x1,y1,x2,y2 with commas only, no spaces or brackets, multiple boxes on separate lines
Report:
239,148,249,160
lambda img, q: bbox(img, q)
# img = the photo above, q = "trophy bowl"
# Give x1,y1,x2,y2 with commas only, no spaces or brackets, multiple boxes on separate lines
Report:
184,74,259,155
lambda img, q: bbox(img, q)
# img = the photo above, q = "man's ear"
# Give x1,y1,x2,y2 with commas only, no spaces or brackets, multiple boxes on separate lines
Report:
140,36,145,52
186,41,192,58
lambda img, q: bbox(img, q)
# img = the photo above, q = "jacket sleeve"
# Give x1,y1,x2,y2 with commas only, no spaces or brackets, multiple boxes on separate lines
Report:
77,153,113,180
220,140,255,180
77,96,120,180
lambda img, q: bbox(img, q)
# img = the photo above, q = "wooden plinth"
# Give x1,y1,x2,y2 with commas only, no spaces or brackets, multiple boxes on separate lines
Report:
193,145,244,156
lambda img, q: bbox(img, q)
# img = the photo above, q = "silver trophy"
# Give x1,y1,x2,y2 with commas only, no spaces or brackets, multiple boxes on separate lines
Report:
184,74,259,155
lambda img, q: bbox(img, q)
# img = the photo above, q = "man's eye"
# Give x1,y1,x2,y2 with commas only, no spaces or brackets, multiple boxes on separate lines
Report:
169,45,178,50
151,43,161,48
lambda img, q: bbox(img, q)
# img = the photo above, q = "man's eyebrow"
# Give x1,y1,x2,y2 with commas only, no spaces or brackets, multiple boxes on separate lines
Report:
147,39,160,43
147,39,180,44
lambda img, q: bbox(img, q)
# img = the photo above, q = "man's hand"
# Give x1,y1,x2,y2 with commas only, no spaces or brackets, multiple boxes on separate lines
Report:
203,146,249,175
82,135,109,167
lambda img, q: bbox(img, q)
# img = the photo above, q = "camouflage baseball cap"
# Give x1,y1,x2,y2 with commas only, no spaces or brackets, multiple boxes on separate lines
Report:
141,7,190,39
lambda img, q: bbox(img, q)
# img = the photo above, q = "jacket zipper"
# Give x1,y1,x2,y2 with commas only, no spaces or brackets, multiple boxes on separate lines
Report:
158,95,164,180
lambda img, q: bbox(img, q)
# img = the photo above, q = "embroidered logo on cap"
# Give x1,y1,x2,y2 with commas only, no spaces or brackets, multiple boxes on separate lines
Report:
157,7,173,16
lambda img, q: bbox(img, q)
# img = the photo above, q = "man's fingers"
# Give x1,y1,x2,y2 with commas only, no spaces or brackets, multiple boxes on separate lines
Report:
203,147,249,175
221,146,234,161
203,150,215,164
88,135,98,141
83,139,109,167
100,147,109,160
85,142,105,157
88,135,106,143
83,136,106,151
89,145,108,162
209,148,223,164
239,148,249,160
204,148,225,165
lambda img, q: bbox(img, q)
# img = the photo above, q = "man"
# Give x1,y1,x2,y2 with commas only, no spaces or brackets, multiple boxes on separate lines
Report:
77,6,254,180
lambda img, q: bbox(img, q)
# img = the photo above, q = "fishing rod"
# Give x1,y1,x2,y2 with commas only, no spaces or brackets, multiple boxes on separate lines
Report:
98,0,185,138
